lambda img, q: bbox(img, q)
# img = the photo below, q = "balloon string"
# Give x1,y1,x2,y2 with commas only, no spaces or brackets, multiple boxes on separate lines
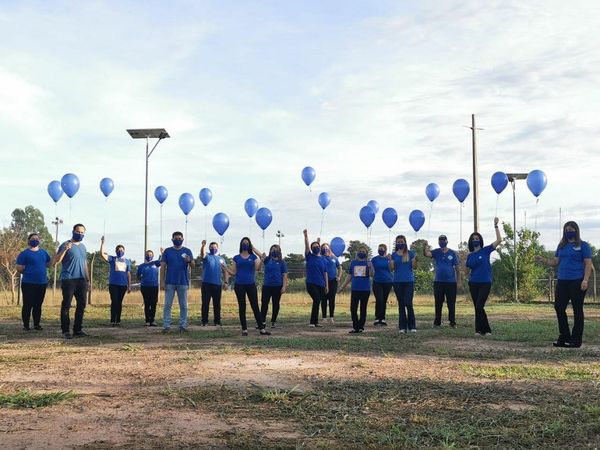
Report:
249,217,252,240
160,204,163,252
185,216,188,240
459,203,463,247
69,199,72,223
388,229,391,253
534,198,539,232
320,209,324,237
495,195,499,219
427,202,433,240
204,209,208,241
103,198,107,237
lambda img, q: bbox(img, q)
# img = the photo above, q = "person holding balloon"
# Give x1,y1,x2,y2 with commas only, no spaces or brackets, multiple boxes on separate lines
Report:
391,235,417,333
137,249,161,327
303,229,328,327
338,245,373,333
16,233,54,331
536,221,592,348
371,243,393,326
100,237,131,327
260,244,289,328
200,240,229,327
465,217,502,336
320,242,341,323
228,237,270,336
423,235,460,328
160,231,195,333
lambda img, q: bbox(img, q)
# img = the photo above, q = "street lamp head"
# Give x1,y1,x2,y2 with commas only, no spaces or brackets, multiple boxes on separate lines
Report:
506,173,528,182
127,128,170,139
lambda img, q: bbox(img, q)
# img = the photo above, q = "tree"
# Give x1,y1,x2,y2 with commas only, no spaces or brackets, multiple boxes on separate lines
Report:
410,239,434,294
342,240,372,272
11,206,54,249
0,227,22,303
284,253,305,280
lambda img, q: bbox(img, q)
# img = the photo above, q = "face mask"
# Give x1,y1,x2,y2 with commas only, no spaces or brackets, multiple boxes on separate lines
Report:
357,251,367,259
270,251,281,258
172,239,183,247
565,230,576,240
322,248,330,256
472,240,481,248
241,243,250,251
311,247,320,255
72,232,84,242
145,255,153,262
210,248,218,255
395,243,405,251
116,251,124,258
378,249,385,256
29,240,40,248
439,241,447,248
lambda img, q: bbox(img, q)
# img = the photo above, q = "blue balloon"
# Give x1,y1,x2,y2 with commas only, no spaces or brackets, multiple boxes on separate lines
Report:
491,172,508,194
199,188,212,206
154,186,168,204
99,177,114,197
409,209,425,232
301,166,316,186
330,237,346,257
359,205,376,228
526,169,547,198
318,192,331,210
178,193,195,216
452,179,470,203
382,207,398,229
367,200,379,214
60,173,80,198
244,198,259,217
425,183,440,202
47,180,63,203
255,207,273,230
212,212,230,236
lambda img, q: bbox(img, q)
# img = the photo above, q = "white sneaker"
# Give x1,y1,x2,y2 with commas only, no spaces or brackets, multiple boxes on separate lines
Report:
399,329,406,334
330,317,335,324
410,329,417,333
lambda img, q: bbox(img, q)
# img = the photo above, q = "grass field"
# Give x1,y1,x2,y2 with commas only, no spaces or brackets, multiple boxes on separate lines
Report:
0,291,599,449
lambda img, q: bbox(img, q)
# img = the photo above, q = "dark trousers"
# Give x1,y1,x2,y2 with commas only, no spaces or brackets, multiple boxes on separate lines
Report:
393,282,415,330
372,281,392,321
261,285,283,324
321,279,338,318
21,283,47,328
140,286,158,324
469,282,492,334
201,282,222,325
306,282,326,325
234,283,263,330
351,290,370,331
60,278,87,334
433,282,457,326
555,279,586,345
109,284,127,323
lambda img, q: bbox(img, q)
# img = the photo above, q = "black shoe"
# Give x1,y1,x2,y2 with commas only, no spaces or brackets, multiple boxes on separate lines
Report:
149,323,157,327
349,329,359,334
359,328,364,333
553,341,569,347
201,323,208,327
23,326,31,331
568,342,582,348
373,321,381,327
73,331,89,337
110,322,116,327
260,329,271,336
63,332,73,339
242,330,248,336
34,325,43,331
380,320,387,326
115,322,122,328
450,323,457,329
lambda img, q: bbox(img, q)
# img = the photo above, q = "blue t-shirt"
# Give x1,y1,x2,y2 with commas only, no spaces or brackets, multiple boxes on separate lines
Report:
137,260,160,287
556,241,592,280
392,250,415,282
466,245,494,283
162,246,194,285
371,256,393,283
16,248,50,284
233,253,258,285
348,260,371,291
431,248,458,282
323,256,340,280
263,257,288,287
58,241,88,280
305,252,326,287
202,254,225,285
108,256,131,286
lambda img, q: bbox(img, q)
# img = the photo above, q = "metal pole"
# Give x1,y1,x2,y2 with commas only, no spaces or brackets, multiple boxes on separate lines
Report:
471,114,479,233
512,180,518,302
144,136,149,255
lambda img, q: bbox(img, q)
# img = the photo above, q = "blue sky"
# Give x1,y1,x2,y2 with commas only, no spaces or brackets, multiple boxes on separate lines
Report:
1,0,599,259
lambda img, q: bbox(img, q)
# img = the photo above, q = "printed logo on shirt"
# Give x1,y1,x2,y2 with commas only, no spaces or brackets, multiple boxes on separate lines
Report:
447,255,453,260
574,247,581,251
115,260,127,272
353,265,367,277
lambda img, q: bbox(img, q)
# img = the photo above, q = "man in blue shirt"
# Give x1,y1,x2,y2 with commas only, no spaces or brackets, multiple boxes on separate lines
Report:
200,240,228,326
161,231,195,333
53,223,89,339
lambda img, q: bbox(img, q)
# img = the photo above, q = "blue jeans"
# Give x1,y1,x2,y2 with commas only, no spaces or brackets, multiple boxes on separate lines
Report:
163,284,188,329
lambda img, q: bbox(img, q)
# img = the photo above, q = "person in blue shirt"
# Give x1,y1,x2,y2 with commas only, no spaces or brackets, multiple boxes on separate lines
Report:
339,246,373,333
536,221,592,348
136,249,161,326
260,244,288,328
320,242,341,323
371,243,393,326
465,217,502,336
100,237,131,327
200,240,229,326
53,223,90,339
160,231,195,333
303,229,328,327
16,233,53,331
228,237,270,336
391,235,417,333
424,235,461,328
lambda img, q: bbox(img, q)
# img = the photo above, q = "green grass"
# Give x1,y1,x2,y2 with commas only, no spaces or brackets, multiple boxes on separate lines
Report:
461,363,600,381
0,390,76,408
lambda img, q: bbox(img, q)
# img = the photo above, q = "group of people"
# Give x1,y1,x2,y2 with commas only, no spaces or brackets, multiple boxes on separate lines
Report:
14,219,592,348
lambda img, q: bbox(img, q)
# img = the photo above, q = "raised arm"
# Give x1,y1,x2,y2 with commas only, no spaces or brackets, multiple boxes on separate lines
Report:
99,236,109,262
423,241,432,258
303,229,310,254
53,241,72,265
492,217,502,248
200,240,206,259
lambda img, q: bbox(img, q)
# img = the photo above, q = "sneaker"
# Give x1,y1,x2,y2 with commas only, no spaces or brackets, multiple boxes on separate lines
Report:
348,329,359,334
567,342,581,348
214,323,222,327
162,327,171,334
242,330,248,336
34,325,43,331
330,317,335,324
110,322,116,327
410,329,417,333
553,341,569,347
201,323,208,327
115,322,122,328
271,323,277,329
380,320,387,326
485,332,492,336
399,329,407,334
373,321,381,327
260,329,271,336
179,327,188,333
145,322,151,327
73,331,89,338
359,328,364,333
475,331,484,337
63,332,72,339
149,322,157,327
433,324,441,328
23,326,31,331
449,323,457,329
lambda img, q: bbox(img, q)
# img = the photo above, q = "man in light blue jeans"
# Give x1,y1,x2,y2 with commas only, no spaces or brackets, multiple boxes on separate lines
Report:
161,231,195,332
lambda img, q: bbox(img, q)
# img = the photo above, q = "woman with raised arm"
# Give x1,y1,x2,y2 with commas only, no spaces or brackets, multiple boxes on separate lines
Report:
100,236,131,327
320,242,341,323
390,235,417,333
303,229,328,327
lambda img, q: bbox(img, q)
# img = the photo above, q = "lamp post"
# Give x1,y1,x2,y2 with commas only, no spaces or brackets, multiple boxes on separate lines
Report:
465,114,484,233
276,230,284,247
126,128,170,255
506,173,528,303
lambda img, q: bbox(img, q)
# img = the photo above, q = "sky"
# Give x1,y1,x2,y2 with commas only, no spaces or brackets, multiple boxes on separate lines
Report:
1,0,599,260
